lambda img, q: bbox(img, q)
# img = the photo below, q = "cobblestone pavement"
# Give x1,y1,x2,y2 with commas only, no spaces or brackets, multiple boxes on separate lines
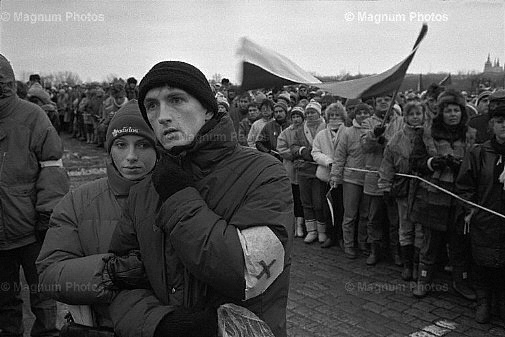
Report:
21,133,505,337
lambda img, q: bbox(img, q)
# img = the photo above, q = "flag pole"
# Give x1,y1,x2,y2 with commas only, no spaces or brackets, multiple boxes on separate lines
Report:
380,88,399,128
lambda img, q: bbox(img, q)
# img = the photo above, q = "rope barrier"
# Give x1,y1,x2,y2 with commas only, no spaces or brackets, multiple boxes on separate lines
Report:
342,167,505,220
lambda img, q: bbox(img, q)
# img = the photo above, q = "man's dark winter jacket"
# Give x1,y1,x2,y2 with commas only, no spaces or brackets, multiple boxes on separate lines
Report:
108,115,293,337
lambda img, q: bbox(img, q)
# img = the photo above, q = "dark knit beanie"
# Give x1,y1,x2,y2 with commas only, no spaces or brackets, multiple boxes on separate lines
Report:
106,100,157,153
138,61,218,124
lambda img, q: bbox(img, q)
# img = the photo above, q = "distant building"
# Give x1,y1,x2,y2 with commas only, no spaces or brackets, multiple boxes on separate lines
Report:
483,53,505,74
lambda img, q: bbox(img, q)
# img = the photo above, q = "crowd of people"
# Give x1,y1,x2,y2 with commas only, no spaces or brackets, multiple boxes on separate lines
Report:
215,79,505,325
1,52,505,337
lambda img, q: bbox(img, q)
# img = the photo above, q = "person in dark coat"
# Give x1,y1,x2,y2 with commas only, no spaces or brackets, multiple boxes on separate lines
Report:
107,61,293,337
410,89,476,300
256,100,290,160
456,104,505,324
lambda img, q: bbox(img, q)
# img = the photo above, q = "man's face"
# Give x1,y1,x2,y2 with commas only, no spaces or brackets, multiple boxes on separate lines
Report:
248,106,259,120
110,135,156,181
492,117,505,142
144,86,213,150
298,87,307,97
129,83,136,89
426,96,437,113
228,90,236,100
273,107,286,123
238,98,249,110
375,96,392,113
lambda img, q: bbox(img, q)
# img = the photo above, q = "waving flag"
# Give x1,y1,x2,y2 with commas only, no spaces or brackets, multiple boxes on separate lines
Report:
237,24,428,99
237,37,321,91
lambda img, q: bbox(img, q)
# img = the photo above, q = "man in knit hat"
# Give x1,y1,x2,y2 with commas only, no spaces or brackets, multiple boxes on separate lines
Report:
468,89,505,144
108,61,293,337
0,54,69,337
256,100,290,160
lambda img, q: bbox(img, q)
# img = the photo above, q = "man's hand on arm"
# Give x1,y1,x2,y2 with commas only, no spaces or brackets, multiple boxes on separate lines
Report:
152,153,194,202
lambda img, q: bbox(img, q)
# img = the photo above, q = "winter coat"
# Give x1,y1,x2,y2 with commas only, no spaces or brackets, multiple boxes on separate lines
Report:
456,140,505,268
238,117,253,147
409,116,472,232
108,115,293,337
290,120,326,177
361,114,403,196
0,96,69,250
312,126,344,182
247,118,271,148
277,124,301,184
256,119,290,159
331,120,368,186
378,124,423,197
36,162,137,327
467,113,492,144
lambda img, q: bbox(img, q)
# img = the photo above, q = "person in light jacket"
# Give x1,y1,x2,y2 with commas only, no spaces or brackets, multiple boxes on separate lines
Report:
312,102,347,248
330,103,372,259
36,100,157,329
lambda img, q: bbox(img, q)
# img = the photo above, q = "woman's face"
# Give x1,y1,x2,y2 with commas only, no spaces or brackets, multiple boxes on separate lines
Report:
305,109,319,122
493,117,505,142
442,104,462,126
291,114,303,126
111,135,156,180
354,109,370,125
405,107,424,127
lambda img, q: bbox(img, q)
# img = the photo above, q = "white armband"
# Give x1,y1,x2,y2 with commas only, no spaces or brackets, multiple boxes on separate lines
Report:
236,226,285,300
40,159,63,168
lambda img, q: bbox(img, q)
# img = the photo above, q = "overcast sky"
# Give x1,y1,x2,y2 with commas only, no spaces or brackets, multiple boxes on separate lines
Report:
1,0,503,83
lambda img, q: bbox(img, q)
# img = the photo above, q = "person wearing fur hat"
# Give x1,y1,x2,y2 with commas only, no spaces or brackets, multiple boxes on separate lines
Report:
256,101,290,160
277,107,306,238
247,98,274,148
410,89,476,300
456,104,505,324
36,100,157,332
291,101,327,244
107,61,293,337
331,103,372,259
238,102,259,146
361,94,403,266
312,102,347,248
378,102,426,281
0,54,69,337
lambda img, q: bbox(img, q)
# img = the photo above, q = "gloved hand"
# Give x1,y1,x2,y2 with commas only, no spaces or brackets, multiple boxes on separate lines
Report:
373,126,386,137
445,154,462,173
430,156,448,171
35,211,51,243
300,147,313,161
152,153,194,202
153,306,218,337
377,136,386,145
104,250,151,290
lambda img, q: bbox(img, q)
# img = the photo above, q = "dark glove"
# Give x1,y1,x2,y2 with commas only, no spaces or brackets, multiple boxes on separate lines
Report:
373,126,386,137
104,250,150,290
152,153,194,202
430,156,448,171
445,154,462,173
300,147,313,161
377,136,386,145
153,306,218,337
35,212,51,243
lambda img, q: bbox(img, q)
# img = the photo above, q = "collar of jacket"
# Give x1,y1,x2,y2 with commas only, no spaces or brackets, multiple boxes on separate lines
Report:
106,160,141,196
0,95,18,119
168,114,238,173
